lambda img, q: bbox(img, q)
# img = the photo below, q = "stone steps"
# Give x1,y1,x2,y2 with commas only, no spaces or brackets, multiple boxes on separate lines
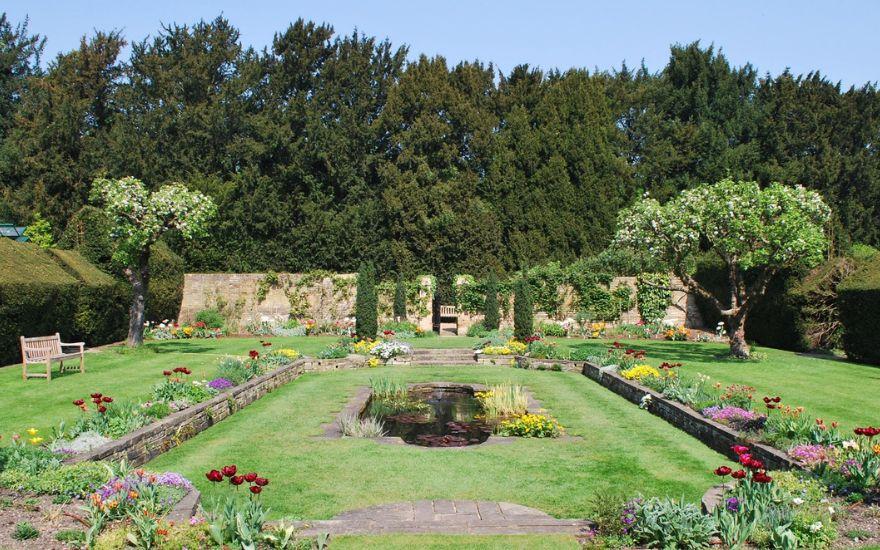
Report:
409,349,478,365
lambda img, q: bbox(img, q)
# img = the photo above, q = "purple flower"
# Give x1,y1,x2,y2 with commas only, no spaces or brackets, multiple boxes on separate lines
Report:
725,497,740,513
788,444,833,468
208,377,234,390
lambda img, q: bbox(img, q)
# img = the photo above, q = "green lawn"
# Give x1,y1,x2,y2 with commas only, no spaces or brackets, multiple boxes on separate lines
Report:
147,364,724,520
551,339,880,431
2,335,877,437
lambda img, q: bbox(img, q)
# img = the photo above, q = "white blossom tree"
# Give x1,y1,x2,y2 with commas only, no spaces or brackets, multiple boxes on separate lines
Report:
614,179,830,358
91,177,216,346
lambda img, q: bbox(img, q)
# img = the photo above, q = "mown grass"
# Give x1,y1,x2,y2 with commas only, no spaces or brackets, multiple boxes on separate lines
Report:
148,364,724,520
1,335,877,436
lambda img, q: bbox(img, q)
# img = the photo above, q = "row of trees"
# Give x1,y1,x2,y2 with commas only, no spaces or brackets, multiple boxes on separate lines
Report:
1,14,878,277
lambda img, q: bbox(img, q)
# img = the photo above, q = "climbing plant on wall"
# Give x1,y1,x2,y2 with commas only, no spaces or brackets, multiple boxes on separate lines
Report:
636,273,672,323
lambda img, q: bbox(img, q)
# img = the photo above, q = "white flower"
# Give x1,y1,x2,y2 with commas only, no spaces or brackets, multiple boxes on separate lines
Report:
828,506,835,515
843,440,859,450
639,394,653,409
792,498,804,506
809,521,823,533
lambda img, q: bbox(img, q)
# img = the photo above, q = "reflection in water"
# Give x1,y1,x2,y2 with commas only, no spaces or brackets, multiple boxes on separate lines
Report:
364,385,492,447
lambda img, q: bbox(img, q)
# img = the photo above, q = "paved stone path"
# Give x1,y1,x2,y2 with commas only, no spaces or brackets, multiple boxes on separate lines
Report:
292,500,594,536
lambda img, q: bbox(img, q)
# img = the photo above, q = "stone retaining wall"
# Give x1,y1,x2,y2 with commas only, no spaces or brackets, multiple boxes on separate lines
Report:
67,356,365,467
579,361,799,470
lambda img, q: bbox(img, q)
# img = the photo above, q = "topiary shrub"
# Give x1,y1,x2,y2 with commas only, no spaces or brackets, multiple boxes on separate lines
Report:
513,277,533,341
483,275,500,330
839,254,880,364
355,262,378,339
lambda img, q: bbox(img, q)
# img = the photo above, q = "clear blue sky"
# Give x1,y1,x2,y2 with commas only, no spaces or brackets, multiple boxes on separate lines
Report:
5,0,879,87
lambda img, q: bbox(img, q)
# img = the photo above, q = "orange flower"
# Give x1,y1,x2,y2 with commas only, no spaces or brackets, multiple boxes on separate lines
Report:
128,490,139,499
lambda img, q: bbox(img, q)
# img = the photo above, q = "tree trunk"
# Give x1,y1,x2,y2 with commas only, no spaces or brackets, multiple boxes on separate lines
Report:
725,312,750,359
126,252,151,347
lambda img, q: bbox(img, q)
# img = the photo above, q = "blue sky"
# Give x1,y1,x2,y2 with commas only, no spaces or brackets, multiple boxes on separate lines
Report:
5,1,879,87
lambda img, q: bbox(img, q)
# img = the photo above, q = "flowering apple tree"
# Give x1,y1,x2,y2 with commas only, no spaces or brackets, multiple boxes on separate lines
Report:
613,179,830,358
91,177,216,346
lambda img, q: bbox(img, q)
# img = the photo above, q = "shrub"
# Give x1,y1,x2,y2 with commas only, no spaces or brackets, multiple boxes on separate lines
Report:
466,321,489,338
537,320,566,337
483,275,500,330
497,413,563,438
513,277,533,341
317,342,350,359
195,309,225,329
355,262,378,339
839,253,880,364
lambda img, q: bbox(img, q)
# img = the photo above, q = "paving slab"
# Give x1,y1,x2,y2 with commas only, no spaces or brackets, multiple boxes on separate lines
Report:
290,500,594,537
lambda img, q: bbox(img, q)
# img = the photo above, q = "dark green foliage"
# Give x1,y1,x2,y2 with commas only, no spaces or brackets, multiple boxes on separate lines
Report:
0,239,127,365
483,275,500,330
355,262,378,338
0,14,878,273
393,274,407,320
513,277,533,341
58,206,114,271
146,242,184,322
839,254,880,364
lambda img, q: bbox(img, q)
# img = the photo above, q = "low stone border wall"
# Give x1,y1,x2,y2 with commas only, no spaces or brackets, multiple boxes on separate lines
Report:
167,487,202,523
579,361,799,470
67,356,366,467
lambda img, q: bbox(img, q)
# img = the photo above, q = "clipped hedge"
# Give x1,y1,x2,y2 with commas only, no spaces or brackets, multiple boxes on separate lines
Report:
50,249,128,346
839,254,880,364
0,240,127,366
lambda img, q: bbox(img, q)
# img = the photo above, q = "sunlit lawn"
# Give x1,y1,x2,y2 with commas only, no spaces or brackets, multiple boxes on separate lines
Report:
148,365,724,520
1,334,877,436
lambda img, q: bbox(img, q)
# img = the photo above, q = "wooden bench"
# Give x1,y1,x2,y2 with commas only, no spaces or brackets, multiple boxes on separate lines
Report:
20,333,85,381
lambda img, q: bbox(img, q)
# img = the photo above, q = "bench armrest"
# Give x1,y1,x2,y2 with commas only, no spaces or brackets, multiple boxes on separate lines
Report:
60,341,85,349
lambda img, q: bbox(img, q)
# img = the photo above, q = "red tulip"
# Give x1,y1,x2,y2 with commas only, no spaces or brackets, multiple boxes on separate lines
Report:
206,470,223,482
731,445,750,455
738,453,752,465
102,396,113,403
97,405,107,414
244,472,257,483
714,466,732,477
73,399,85,406
90,393,102,399
250,485,262,494
731,469,746,479
221,465,237,477
249,350,259,359
255,477,269,486
762,397,770,403
230,475,244,486
745,458,764,471
772,396,781,403
163,370,172,376
753,472,772,483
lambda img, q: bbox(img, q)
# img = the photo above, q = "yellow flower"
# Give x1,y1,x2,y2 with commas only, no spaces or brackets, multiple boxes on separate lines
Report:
29,436,43,445
367,357,380,368
620,364,661,381
26,427,38,436
873,444,880,455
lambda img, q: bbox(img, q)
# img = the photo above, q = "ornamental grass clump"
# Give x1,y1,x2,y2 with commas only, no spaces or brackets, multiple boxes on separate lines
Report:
338,414,386,438
370,377,408,399
475,384,528,419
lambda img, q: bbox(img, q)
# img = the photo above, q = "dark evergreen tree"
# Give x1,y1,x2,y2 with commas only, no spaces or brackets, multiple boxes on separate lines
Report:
355,262,378,338
483,275,500,330
513,277,533,341
393,274,407,320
